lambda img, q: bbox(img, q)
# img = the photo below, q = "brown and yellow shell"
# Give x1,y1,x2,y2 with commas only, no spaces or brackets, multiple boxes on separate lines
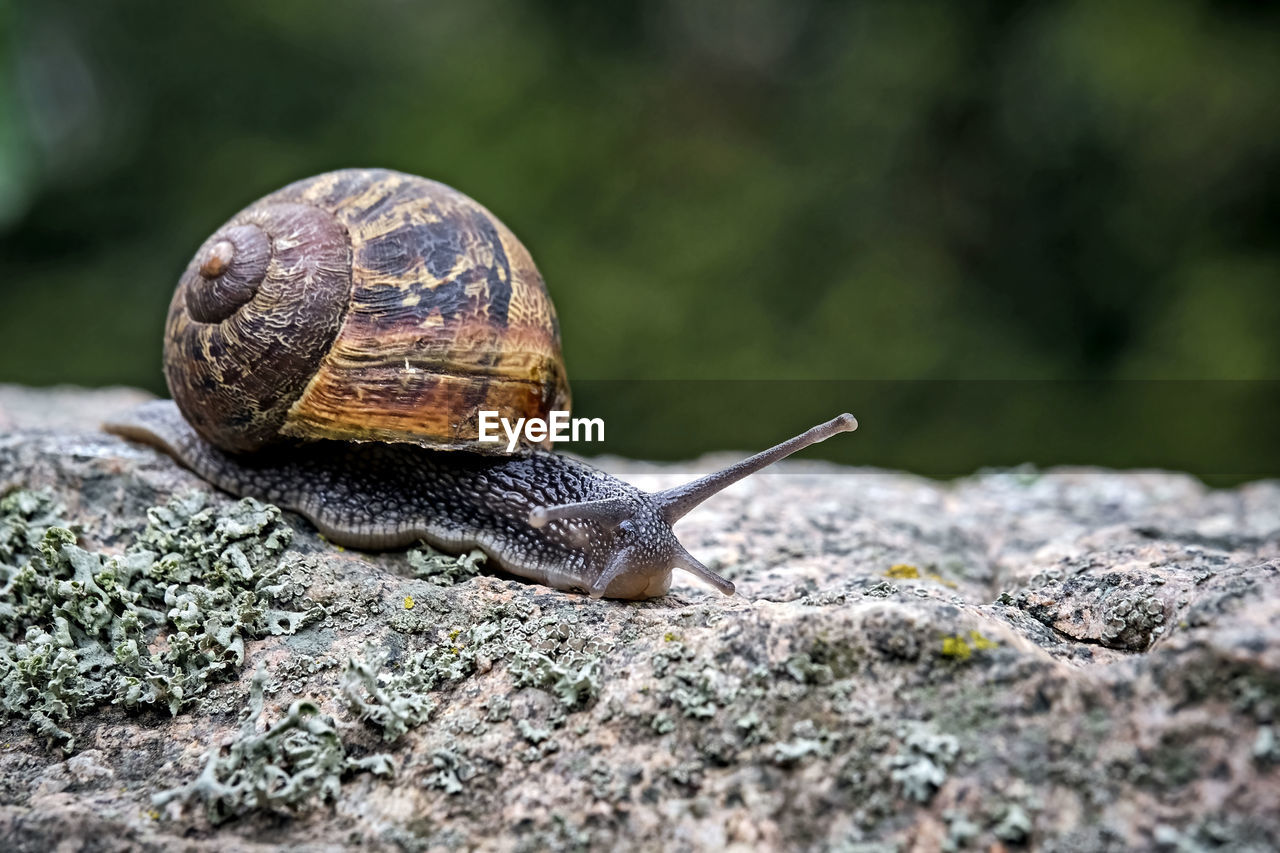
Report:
164,168,569,454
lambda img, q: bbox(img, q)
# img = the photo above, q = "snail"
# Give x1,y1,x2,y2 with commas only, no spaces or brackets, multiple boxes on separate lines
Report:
105,169,857,599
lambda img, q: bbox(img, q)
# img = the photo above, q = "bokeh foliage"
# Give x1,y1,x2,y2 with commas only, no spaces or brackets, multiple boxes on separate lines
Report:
0,1,1277,479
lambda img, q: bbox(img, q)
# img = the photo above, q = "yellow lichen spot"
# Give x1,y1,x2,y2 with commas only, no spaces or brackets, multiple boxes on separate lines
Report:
926,572,958,589
968,630,998,651
886,563,920,579
940,630,999,660
664,632,680,642
449,628,462,642
404,595,415,610
940,635,972,660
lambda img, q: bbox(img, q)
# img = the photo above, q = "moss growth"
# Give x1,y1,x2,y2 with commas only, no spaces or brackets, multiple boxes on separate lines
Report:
0,490,314,750
154,666,392,823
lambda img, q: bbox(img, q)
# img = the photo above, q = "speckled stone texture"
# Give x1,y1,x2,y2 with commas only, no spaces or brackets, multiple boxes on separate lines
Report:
0,384,1277,852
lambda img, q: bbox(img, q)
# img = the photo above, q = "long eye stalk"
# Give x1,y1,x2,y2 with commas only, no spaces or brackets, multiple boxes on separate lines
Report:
526,413,858,529
528,413,858,598
654,413,857,523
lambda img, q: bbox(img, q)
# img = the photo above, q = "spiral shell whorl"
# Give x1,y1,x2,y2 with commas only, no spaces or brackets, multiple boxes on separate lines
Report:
186,225,271,322
165,202,352,453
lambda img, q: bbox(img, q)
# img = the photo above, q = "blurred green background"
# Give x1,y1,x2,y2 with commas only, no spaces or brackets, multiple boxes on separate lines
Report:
1,0,1277,481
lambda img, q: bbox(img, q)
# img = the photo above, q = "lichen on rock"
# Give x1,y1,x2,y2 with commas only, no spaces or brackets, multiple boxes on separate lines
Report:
1,387,1278,851
340,647,438,741
887,724,960,803
407,543,486,586
154,665,393,823
0,487,315,750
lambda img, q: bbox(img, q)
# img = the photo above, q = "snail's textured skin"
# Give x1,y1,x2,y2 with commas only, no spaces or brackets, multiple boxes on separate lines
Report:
166,169,568,454
110,400,677,599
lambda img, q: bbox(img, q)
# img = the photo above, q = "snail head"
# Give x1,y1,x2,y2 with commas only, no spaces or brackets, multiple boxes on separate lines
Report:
529,413,858,598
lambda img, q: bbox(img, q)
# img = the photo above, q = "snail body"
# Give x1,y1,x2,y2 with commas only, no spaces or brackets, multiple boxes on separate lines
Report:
107,169,857,599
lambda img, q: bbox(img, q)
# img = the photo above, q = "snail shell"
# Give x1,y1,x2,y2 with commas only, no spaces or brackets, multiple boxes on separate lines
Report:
166,168,569,454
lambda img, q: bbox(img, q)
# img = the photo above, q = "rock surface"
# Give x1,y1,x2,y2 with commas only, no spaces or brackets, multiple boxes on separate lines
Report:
0,384,1278,852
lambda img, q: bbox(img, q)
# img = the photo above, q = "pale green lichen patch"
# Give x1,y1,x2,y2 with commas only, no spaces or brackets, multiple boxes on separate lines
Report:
407,544,486,586
0,489,315,750
427,747,475,794
644,638,749,729
510,649,602,710
771,719,834,766
992,802,1034,842
341,648,437,742
888,724,960,803
154,666,393,823
344,604,605,748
